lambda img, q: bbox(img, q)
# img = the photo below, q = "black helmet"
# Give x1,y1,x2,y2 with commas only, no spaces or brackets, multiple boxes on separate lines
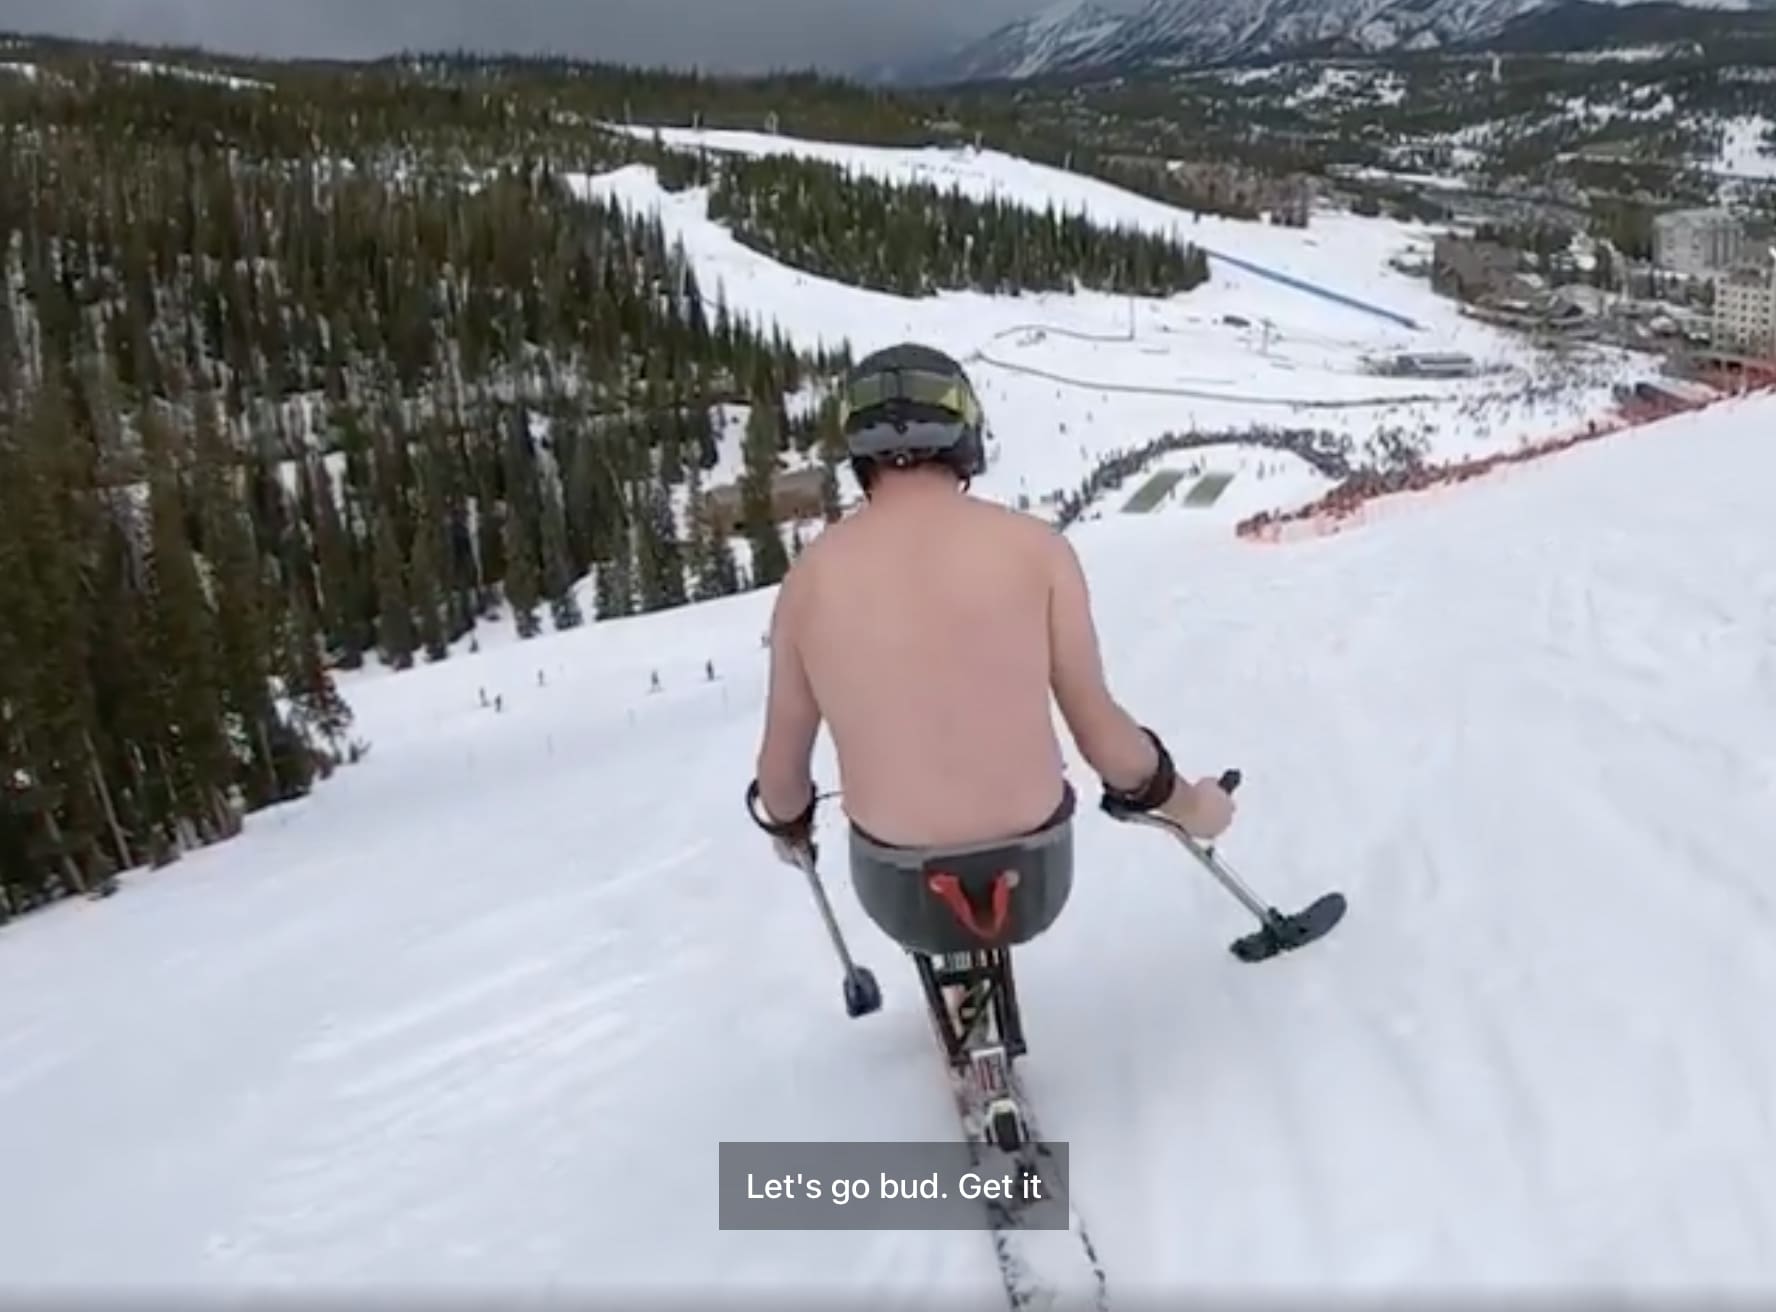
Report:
841,344,986,491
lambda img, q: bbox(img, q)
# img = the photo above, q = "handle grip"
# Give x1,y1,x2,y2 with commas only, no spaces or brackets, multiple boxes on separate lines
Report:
1101,767,1242,820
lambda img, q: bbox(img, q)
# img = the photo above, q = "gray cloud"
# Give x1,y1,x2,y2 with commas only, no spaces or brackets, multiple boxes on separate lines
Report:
0,0,1098,72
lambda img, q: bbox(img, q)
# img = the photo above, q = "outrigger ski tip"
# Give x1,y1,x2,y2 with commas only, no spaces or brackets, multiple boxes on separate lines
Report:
1230,891,1347,962
842,966,884,1017
1103,768,1348,964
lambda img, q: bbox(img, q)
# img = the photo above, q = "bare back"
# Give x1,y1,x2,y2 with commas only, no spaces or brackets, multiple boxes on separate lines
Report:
787,483,1065,848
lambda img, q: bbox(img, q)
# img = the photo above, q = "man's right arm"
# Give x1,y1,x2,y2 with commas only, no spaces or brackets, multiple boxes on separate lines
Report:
1045,530,1163,794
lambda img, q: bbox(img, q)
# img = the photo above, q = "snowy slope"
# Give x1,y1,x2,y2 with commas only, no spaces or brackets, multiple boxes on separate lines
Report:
579,130,1648,524
1715,115,1776,180
116,60,272,91
2,388,1775,1296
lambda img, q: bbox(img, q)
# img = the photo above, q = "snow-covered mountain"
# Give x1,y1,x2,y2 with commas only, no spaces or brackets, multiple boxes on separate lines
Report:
921,0,1131,83
912,0,1754,82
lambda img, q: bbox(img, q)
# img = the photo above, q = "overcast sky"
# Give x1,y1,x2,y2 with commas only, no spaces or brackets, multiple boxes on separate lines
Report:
0,0,1117,72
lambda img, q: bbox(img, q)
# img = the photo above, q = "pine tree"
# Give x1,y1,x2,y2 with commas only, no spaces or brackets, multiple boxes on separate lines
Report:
142,406,236,844
283,587,353,758
739,399,790,589
819,459,843,523
538,473,583,631
503,504,542,638
408,473,450,663
595,526,636,621
684,464,723,602
191,379,283,805
713,535,742,597
635,476,688,612
474,452,507,617
689,378,720,470
306,457,362,668
501,411,543,638
373,502,416,671
3,375,103,889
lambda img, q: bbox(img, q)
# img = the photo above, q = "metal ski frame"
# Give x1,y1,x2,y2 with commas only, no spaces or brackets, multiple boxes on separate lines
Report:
911,946,1031,1153
747,782,1108,1307
912,947,1111,1311
913,947,1026,1067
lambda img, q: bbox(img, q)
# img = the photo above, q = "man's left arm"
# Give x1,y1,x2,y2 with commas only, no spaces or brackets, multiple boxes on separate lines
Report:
754,569,823,824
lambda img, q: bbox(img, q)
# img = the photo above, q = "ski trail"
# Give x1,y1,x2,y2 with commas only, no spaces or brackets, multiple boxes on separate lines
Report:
3,399,1776,1298
1029,408,1776,1293
294,958,561,1065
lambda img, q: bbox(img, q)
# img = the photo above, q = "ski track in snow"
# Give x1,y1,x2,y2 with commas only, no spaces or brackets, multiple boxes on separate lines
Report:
2,392,1775,1299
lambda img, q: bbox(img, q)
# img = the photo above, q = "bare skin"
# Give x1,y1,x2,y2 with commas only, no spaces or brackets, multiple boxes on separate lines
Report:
755,465,1234,848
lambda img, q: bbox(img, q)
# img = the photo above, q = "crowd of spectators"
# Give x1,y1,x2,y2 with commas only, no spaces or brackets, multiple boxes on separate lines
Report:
1043,379,1765,546
1237,393,1737,541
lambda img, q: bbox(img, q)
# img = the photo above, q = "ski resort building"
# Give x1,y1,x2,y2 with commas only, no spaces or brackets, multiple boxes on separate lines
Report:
1369,352,1480,378
1712,263,1776,359
1653,209,1748,278
1431,237,1528,304
1106,154,1314,227
699,467,829,535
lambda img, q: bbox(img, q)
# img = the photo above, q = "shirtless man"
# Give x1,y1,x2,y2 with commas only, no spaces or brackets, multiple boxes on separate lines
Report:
747,344,1235,953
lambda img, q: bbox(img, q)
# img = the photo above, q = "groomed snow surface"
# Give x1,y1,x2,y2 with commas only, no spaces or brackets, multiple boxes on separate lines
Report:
4,384,1776,1303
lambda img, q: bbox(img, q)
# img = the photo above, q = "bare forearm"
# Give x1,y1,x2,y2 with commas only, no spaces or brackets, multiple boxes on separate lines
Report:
1077,697,1162,794
756,747,815,823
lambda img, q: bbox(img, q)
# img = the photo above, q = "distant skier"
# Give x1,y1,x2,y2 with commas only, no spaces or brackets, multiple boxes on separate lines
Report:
706,660,717,682
650,670,662,694
746,343,1236,957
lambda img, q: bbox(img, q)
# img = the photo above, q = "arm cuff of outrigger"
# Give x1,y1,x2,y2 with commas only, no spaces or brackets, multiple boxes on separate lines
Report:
746,778,818,838
1103,727,1177,814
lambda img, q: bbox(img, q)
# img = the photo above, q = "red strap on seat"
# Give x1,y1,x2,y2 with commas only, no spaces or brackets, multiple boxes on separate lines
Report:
926,870,1016,943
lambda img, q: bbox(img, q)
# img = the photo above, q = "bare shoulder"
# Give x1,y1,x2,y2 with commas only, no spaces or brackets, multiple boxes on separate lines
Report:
777,514,847,601
966,494,1058,537
966,496,1070,565
797,512,855,568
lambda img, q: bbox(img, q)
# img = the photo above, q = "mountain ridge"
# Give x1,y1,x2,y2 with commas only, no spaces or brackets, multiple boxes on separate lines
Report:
905,0,1761,84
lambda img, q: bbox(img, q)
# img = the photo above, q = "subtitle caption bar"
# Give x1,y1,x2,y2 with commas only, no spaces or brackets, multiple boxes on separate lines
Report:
718,1140,1071,1231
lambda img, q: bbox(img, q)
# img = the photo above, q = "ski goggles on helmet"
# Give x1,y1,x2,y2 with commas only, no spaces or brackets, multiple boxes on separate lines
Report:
841,366,982,460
